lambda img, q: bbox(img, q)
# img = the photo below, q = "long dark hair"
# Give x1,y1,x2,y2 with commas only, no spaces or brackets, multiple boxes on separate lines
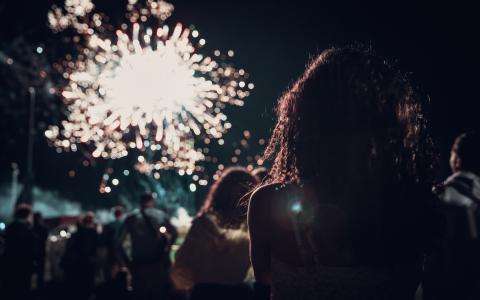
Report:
199,166,259,228
265,46,437,194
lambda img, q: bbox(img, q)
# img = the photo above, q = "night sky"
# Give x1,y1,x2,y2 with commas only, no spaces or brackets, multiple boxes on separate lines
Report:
1,0,479,208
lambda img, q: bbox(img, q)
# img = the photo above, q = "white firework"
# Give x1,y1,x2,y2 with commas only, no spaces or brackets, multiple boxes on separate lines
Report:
46,0,253,173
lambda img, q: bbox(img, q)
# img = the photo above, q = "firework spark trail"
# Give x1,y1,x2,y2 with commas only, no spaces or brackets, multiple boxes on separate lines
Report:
46,0,253,174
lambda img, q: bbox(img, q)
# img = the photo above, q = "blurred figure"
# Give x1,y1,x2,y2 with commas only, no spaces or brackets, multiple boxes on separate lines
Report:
425,132,480,300
32,212,49,290
248,47,437,299
2,204,35,300
62,212,99,300
102,206,124,280
171,166,259,300
117,193,177,300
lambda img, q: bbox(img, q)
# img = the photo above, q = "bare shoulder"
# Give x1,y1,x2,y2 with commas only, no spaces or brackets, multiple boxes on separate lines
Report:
249,182,299,218
250,182,300,203
251,182,282,199
249,183,281,209
247,184,282,242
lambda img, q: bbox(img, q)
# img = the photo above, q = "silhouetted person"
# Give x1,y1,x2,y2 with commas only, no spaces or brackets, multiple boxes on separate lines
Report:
117,193,177,300
248,46,438,299
32,212,49,290
62,212,99,300
171,166,258,300
2,204,35,300
102,206,125,280
425,132,480,300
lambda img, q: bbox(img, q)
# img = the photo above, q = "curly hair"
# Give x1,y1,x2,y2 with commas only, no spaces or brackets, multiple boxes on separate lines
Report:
265,46,437,191
199,166,259,228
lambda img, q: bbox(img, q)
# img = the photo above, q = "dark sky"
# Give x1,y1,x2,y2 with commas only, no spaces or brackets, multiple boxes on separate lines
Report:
1,0,479,207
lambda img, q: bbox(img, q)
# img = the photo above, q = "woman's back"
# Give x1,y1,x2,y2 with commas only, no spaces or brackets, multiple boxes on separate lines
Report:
251,182,430,299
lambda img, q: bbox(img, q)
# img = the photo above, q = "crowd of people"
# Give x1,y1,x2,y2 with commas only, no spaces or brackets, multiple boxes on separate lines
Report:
1,46,480,300
0,167,265,300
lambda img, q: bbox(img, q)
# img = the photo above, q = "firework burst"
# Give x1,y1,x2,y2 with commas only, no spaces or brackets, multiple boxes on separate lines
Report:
46,0,253,173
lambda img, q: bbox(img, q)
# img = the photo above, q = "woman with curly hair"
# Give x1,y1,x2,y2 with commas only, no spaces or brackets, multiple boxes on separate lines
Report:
171,166,259,299
248,46,438,299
